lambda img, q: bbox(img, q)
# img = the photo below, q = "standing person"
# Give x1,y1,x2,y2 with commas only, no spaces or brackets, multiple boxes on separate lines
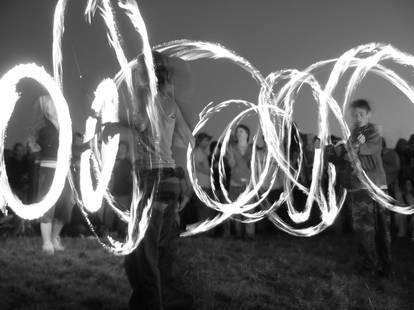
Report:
191,132,215,226
228,124,255,238
394,178,414,241
346,99,391,277
404,179,414,242
255,135,285,234
67,132,89,237
394,178,409,238
104,51,194,310
395,138,410,182
32,95,74,255
209,141,231,199
381,137,400,198
209,141,232,236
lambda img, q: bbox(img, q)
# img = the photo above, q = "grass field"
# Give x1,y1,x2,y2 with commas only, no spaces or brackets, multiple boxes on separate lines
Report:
0,232,413,310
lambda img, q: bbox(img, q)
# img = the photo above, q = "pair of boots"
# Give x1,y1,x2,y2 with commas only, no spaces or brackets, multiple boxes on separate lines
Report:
40,220,65,255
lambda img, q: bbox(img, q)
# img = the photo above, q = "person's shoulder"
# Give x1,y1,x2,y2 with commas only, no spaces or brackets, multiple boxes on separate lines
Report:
361,123,381,140
367,122,381,133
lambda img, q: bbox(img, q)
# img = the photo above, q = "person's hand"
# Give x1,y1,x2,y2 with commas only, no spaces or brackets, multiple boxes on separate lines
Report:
101,122,119,143
357,134,366,145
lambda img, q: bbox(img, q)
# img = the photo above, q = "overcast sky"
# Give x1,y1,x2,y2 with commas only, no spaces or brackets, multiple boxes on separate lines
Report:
2,0,414,149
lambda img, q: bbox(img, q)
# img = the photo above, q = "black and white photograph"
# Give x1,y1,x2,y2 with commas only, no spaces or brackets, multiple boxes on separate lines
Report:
0,0,414,309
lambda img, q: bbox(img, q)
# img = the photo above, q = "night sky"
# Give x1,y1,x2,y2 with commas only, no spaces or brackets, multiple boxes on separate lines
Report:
2,0,414,149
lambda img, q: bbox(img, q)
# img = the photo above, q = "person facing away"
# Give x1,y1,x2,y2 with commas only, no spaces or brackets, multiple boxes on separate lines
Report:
31,95,74,255
346,98,391,277
103,51,194,310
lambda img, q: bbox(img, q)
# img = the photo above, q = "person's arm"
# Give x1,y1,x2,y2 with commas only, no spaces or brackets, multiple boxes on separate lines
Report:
101,109,148,143
72,141,90,154
172,105,195,149
177,171,191,212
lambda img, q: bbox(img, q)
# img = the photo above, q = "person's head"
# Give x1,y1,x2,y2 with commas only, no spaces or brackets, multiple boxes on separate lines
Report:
408,134,414,145
350,99,371,128
235,124,250,144
195,132,212,150
135,51,172,93
330,135,341,145
395,138,408,153
118,141,129,159
13,143,25,160
407,134,414,153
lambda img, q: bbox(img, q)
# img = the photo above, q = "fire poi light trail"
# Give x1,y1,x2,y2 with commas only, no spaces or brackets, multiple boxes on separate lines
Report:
1,0,414,254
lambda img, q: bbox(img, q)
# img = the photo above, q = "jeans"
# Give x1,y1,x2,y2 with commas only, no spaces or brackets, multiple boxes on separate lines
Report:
124,168,180,310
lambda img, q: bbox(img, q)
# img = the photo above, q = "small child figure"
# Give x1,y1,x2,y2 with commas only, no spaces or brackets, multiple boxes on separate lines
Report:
346,99,391,277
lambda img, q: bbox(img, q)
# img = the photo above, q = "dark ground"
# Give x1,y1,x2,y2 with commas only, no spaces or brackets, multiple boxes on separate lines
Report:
0,231,413,310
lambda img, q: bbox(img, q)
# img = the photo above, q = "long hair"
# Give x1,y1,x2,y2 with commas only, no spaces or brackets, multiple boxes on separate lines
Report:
30,94,58,134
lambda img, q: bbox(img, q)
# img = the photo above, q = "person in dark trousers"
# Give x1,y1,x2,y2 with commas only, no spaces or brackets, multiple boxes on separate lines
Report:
346,99,392,277
103,51,194,310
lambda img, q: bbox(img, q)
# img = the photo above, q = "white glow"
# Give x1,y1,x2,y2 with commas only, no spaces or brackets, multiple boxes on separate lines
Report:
0,64,72,220
79,78,120,213
3,1,414,255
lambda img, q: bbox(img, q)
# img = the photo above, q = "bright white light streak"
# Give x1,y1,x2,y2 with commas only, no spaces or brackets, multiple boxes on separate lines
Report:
0,64,72,220
79,79,120,213
6,0,414,249
52,0,68,88
115,0,161,143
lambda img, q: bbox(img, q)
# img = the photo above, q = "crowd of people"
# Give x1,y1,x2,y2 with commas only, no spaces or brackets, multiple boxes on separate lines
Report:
3,103,414,242
1,51,414,309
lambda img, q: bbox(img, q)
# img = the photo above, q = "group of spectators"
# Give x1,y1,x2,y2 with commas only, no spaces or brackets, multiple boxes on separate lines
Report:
187,125,414,243
3,124,414,242
3,125,414,244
